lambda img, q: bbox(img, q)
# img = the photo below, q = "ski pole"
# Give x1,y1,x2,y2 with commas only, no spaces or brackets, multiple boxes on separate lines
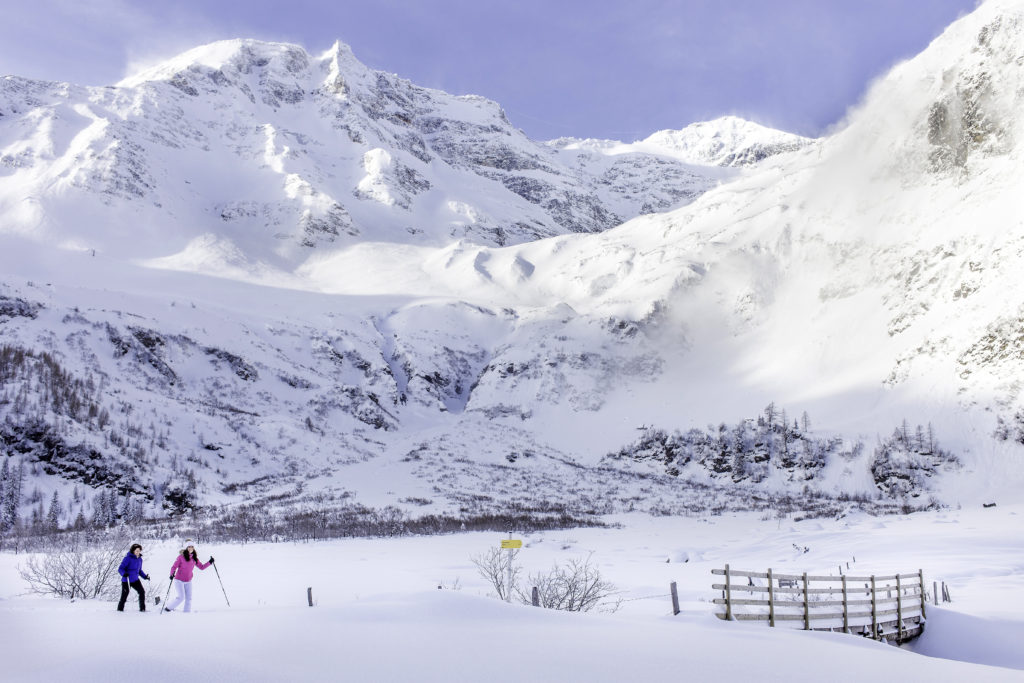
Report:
212,562,231,607
161,571,175,614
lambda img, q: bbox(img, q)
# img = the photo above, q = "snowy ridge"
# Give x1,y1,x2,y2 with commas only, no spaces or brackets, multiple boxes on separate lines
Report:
0,38,796,264
549,115,812,167
2,1,1024,524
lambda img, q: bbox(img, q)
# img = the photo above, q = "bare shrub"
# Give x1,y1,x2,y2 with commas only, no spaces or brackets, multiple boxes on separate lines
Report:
472,547,619,612
471,547,521,601
18,536,126,600
525,553,620,612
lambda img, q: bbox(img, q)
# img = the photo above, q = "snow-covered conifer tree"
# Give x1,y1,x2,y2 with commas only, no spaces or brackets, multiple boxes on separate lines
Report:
47,491,61,533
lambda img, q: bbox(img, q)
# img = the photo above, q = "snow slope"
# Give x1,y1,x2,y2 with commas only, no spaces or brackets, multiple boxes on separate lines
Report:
1,1,1024,521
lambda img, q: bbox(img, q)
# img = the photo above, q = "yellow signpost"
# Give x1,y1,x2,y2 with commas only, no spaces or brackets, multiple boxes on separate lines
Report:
501,539,523,549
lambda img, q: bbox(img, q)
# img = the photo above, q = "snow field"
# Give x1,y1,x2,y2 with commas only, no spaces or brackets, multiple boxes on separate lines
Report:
2,505,1023,681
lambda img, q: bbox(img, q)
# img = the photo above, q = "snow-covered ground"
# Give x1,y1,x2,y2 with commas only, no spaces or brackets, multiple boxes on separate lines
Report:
2,505,1023,681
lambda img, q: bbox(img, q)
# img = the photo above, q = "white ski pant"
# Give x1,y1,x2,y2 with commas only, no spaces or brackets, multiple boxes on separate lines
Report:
166,579,194,612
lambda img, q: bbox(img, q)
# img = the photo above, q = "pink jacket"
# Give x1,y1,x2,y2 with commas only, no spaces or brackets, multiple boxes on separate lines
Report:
170,554,210,582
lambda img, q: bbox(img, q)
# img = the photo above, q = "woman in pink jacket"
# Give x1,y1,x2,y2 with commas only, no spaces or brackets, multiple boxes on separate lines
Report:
163,539,214,613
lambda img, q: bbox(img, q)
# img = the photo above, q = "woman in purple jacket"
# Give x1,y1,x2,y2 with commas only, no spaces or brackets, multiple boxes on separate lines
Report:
163,539,214,613
117,543,150,611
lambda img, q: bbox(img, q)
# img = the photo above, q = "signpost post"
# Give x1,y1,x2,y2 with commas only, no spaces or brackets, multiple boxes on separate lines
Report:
500,534,522,602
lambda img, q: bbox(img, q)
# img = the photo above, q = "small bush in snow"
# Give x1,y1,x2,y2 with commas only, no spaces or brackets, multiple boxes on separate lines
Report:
471,547,521,602
525,553,620,612
473,547,619,612
18,536,125,600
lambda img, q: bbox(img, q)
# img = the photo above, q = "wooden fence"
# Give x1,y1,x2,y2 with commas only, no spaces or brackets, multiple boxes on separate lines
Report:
712,565,926,644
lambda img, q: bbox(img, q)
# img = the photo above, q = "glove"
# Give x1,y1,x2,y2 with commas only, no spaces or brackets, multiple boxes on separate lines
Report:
170,575,175,581
142,574,150,581
208,556,215,564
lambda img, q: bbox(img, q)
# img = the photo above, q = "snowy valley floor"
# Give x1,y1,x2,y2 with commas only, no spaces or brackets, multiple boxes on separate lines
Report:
2,505,1023,682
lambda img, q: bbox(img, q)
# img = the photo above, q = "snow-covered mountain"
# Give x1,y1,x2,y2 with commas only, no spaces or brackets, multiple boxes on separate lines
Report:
550,115,810,168
1,0,1023,529
0,38,804,266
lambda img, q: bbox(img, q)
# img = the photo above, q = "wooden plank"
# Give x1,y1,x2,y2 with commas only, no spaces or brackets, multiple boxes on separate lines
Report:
781,572,913,583
792,597,877,608
723,612,808,622
712,568,768,579
712,583,916,597
713,569,920,584
716,610,917,626
721,600,887,611
716,610,921,625
805,574,917,584
713,598,771,606
713,588,919,610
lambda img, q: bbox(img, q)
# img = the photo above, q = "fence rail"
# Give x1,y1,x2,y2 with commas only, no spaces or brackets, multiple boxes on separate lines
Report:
711,565,926,644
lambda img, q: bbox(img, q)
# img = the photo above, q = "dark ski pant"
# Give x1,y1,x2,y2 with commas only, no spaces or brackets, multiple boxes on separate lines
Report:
118,579,146,611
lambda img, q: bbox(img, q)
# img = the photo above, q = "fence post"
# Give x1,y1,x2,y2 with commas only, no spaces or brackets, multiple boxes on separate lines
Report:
842,575,849,633
871,575,878,640
802,572,810,630
919,569,926,620
767,568,775,628
896,574,903,642
670,581,680,616
307,587,313,607
724,564,733,621
532,586,540,607
933,580,939,607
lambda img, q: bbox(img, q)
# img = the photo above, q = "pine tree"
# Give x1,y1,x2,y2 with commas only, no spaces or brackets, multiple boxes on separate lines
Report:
0,459,8,534
2,460,22,533
91,491,107,528
46,491,60,533
105,492,119,527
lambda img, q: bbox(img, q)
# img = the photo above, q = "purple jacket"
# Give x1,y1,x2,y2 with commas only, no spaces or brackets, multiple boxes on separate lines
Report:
170,554,210,582
118,553,149,583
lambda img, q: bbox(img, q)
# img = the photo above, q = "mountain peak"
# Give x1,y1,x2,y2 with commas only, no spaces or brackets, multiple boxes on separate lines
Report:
118,39,315,89
641,116,812,166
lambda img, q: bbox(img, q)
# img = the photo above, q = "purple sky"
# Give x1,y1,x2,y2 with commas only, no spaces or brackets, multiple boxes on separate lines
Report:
1,0,979,140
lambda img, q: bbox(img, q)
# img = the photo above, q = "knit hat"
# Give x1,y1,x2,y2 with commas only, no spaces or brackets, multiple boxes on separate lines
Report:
182,538,196,550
